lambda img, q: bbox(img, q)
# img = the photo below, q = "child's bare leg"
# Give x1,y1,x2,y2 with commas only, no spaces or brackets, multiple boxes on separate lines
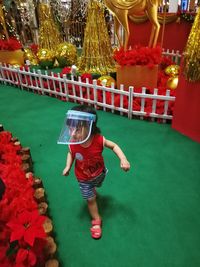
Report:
87,196,101,221
88,196,102,238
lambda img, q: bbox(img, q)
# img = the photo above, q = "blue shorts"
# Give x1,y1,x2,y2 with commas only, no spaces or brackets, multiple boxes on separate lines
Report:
78,168,108,200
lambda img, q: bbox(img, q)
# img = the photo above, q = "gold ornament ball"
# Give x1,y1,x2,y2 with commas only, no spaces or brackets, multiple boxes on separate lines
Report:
37,48,55,69
24,48,38,65
97,75,116,87
165,65,180,77
166,76,179,90
56,42,77,67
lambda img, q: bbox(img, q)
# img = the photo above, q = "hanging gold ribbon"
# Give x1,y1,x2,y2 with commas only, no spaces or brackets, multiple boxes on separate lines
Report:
0,4,9,39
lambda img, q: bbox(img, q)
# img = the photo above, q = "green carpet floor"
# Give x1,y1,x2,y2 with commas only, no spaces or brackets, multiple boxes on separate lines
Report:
1,84,200,267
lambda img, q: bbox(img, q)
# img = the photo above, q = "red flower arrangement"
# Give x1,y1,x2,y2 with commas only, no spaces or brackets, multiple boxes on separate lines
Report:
29,44,39,55
0,131,49,267
0,38,22,51
7,210,46,247
113,45,162,67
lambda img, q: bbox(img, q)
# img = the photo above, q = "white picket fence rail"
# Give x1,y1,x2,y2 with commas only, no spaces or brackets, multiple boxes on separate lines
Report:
0,49,180,123
162,49,182,65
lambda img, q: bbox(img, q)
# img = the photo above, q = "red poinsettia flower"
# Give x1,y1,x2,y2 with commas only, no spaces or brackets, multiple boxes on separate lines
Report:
7,210,46,247
30,44,39,55
113,46,162,66
0,131,12,144
81,73,93,83
61,67,71,76
0,38,22,51
15,248,36,267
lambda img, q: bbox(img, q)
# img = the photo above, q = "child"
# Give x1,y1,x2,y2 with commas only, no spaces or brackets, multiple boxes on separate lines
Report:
60,105,130,239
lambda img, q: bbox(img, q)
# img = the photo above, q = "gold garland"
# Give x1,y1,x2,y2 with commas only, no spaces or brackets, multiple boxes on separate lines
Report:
0,3,9,39
183,8,200,82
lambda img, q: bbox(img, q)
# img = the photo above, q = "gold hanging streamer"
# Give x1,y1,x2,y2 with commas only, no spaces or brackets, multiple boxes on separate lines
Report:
183,9,200,82
38,3,62,50
78,0,116,75
0,3,9,39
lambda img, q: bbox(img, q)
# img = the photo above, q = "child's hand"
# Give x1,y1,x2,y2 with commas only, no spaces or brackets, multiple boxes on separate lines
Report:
62,166,70,176
120,158,130,172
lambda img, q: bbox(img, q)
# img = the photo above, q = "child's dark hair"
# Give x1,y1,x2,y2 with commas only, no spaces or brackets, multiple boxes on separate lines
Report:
71,105,101,135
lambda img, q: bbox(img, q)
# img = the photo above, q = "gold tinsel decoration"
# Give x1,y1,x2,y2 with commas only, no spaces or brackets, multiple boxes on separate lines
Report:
38,3,62,50
0,3,9,39
78,0,116,75
182,8,200,82
56,42,77,67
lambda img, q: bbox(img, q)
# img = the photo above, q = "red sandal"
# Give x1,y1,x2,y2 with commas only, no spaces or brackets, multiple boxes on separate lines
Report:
90,219,102,239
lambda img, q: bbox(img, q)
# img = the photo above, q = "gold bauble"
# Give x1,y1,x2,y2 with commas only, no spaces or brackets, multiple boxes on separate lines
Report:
166,76,179,90
24,48,38,66
37,48,55,68
165,65,180,77
56,42,77,67
97,75,116,87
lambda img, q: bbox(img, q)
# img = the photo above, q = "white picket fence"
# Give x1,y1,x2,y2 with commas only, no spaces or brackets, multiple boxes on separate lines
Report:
162,49,182,65
0,50,181,123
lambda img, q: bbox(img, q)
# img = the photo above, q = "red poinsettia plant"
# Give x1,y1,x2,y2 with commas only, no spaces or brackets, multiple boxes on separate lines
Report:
113,45,162,67
0,38,22,51
29,44,39,55
0,131,48,267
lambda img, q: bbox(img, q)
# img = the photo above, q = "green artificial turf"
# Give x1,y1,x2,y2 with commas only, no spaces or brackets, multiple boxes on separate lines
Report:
1,84,200,267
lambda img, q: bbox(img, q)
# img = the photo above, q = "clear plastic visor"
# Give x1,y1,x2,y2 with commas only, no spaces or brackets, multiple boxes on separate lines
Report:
57,110,96,145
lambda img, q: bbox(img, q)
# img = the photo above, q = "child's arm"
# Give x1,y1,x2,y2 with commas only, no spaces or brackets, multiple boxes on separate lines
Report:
104,138,130,171
62,151,74,176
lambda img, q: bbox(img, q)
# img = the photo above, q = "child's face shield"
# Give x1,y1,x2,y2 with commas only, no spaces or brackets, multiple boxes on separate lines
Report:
57,110,96,145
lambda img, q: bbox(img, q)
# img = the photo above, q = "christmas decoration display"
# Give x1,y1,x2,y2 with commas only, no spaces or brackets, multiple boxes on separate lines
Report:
165,64,180,77
49,0,71,33
7,0,37,44
0,52,177,123
165,65,180,85
172,7,200,142
55,42,77,67
78,0,115,75
113,46,162,66
0,49,24,65
0,0,9,39
37,48,55,69
182,8,200,82
166,76,179,90
104,0,162,49
0,128,59,266
97,75,116,87
24,47,38,65
114,45,162,88
0,38,24,65
38,2,62,50
0,38,22,50
165,64,180,89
